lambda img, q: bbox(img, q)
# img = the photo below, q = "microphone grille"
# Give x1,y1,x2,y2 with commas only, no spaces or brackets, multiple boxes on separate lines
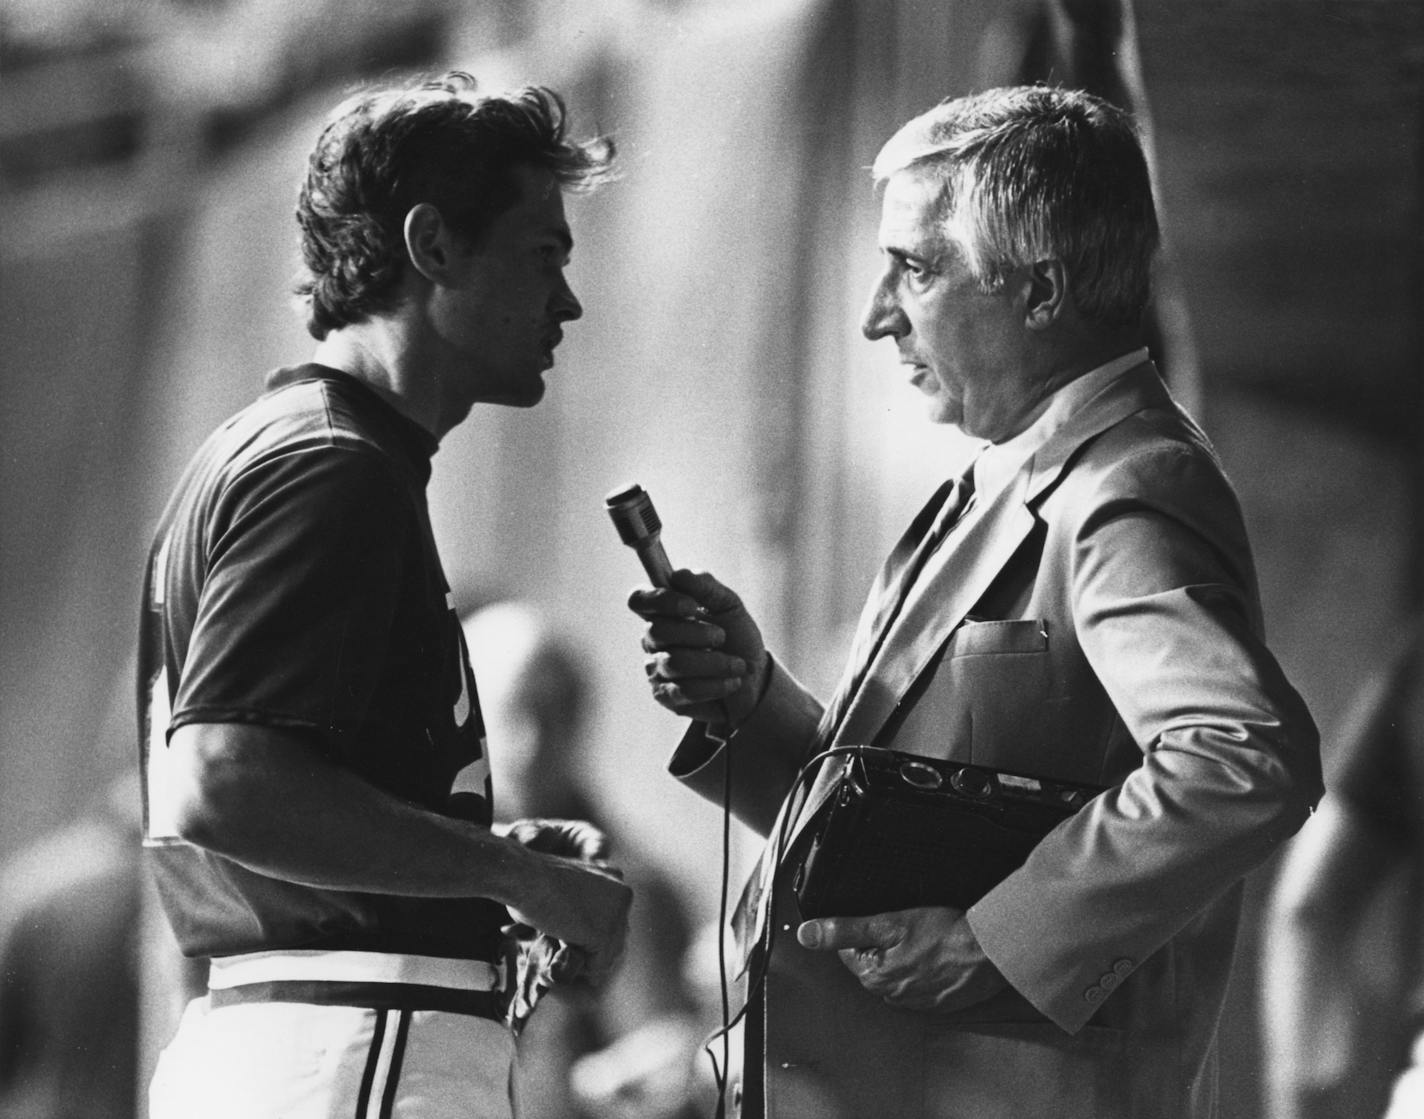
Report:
605,483,662,545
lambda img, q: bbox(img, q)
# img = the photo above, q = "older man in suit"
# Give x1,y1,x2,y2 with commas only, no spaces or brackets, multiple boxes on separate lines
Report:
628,86,1321,1118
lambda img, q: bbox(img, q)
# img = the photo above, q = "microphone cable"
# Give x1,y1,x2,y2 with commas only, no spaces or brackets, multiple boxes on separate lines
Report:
699,741,873,1116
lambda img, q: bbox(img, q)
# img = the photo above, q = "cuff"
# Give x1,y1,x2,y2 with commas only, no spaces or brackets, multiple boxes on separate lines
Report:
966,892,1096,1035
666,655,824,836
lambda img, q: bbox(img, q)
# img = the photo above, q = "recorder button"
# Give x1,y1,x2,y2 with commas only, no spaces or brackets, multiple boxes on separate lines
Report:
899,761,944,790
949,767,995,799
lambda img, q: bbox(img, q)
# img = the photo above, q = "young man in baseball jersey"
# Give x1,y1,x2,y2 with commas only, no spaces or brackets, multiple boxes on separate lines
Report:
139,72,630,1119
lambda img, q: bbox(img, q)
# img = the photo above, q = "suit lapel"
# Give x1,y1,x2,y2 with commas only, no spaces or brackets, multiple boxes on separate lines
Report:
833,473,1035,749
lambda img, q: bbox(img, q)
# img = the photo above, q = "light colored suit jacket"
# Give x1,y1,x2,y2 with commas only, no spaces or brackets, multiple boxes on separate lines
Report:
670,362,1322,1118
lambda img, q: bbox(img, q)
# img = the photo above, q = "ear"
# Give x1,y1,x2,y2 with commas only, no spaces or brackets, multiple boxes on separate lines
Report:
1020,260,1068,331
403,203,461,284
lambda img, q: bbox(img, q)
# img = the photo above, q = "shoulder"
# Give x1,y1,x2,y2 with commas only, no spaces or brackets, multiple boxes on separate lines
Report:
1050,400,1242,526
230,374,392,463
212,375,412,489
171,382,416,549
1035,398,1261,598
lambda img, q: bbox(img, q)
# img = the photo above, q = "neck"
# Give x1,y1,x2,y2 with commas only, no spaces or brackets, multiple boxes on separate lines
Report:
312,318,444,439
988,327,1144,444
1026,327,1142,409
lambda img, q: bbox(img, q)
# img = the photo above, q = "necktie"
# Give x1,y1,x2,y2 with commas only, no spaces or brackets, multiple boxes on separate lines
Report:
820,462,978,741
732,461,979,965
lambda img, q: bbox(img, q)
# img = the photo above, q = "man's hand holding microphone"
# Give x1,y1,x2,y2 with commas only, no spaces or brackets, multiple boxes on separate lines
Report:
607,483,770,733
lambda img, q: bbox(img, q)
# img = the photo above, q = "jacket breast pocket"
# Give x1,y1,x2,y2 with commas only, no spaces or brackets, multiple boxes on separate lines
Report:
950,618,1049,657
941,619,1058,773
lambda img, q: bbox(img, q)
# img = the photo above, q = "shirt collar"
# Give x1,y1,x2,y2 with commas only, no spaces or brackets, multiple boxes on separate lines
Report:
269,362,440,464
970,347,1150,500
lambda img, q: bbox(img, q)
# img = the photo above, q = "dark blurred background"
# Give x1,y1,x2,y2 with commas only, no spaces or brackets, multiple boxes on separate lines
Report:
1,1,1420,1116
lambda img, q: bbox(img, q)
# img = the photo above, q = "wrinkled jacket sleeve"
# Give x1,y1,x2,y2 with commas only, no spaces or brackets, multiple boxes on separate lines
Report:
667,656,825,838
967,443,1323,1034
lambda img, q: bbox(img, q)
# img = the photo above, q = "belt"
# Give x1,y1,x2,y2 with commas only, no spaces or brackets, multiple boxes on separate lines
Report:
208,949,508,1020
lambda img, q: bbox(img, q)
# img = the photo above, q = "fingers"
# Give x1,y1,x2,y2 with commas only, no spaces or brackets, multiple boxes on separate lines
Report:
640,614,728,653
643,646,748,685
642,638,750,718
505,818,612,862
550,943,588,984
627,585,705,620
666,569,745,613
796,907,1003,1011
626,569,742,620
796,913,902,953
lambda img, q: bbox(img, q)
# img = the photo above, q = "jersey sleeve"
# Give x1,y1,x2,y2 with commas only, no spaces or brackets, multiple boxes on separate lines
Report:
169,445,413,753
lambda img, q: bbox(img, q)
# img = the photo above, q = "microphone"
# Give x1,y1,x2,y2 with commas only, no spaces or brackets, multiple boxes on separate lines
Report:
605,483,675,587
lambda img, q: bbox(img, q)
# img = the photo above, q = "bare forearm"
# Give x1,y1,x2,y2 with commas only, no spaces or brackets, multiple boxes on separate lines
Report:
167,721,631,976
172,723,560,907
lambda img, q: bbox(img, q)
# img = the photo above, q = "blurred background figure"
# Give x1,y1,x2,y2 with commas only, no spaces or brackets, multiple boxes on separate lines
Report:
1262,625,1424,1119
0,772,141,1119
463,601,714,1119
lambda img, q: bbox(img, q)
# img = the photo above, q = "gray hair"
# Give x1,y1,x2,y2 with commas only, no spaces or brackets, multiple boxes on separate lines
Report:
873,85,1158,329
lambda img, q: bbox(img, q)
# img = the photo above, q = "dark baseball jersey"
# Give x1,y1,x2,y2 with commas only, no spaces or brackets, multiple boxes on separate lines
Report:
138,364,506,962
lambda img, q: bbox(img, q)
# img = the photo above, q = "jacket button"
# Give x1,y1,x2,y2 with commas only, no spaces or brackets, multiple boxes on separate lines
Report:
1113,958,1134,978
1099,971,1119,992
1084,984,1104,1004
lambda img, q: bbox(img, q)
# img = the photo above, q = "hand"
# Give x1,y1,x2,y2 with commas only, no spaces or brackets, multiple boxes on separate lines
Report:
503,817,612,863
627,569,770,729
797,906,1008,1012
509,848,632,987
502,818,621,986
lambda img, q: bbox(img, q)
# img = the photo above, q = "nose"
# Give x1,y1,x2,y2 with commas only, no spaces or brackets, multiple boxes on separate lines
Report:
861,269,906,341
552,273,582,322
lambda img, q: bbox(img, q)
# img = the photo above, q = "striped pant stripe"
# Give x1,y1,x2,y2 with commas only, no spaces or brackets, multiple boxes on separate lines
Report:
354,1009,411,1119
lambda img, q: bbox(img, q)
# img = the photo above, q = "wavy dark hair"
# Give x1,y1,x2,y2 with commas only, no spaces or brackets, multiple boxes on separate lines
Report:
294,71,615,340
873,85,1158,330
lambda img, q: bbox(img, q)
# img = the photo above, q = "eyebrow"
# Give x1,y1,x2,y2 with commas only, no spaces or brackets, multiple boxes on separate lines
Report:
884,246,930,268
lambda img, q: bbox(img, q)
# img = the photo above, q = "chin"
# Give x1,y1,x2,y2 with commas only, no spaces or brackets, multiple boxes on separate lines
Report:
925,401,964,427
493,378,547,409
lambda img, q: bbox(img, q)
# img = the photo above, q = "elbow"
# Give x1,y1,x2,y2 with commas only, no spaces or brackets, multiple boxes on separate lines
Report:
166,724,260,853
1276,716,1325,837
1254,736,1325,851
171,789,228,851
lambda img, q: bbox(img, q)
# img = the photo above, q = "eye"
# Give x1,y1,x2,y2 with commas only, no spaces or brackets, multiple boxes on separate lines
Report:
903,259,935,290
889,250,933,288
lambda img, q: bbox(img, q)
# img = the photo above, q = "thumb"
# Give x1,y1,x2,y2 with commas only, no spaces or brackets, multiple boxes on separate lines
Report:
797,916,875,951
667,569,743,614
